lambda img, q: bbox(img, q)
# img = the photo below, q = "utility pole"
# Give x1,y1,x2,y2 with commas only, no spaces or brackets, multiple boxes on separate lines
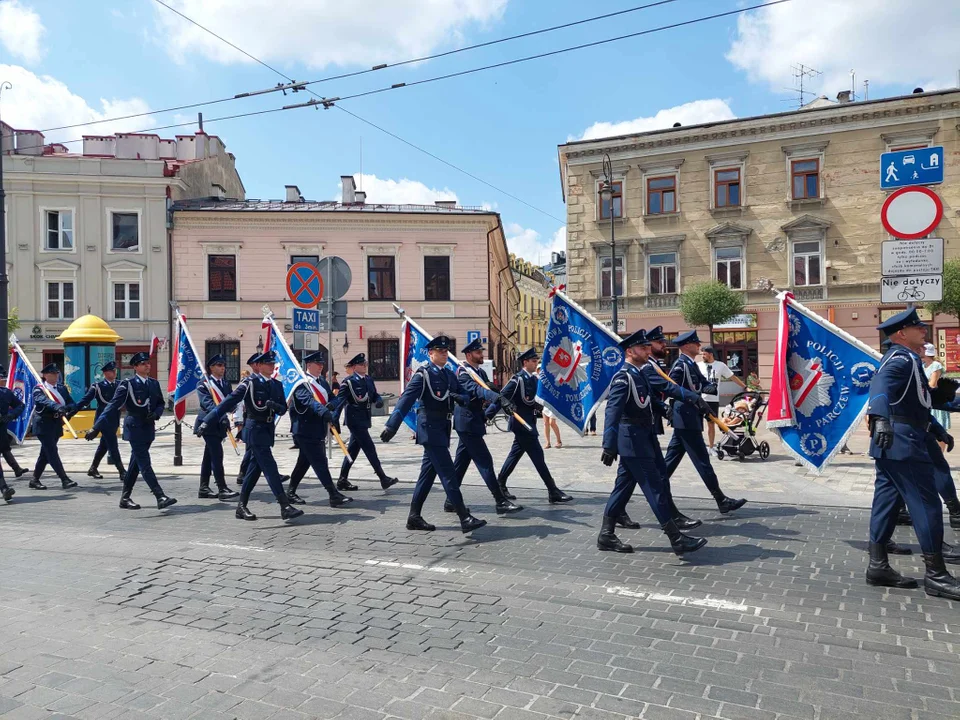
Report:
0,82,12,366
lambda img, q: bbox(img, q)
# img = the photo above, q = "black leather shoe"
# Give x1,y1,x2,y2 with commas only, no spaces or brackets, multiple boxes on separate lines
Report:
673,513,702,530
885,540,913,555
337,478,359,491
406,514,436,531
662,520,708,556
598,516,633,553
29,478,47,490
217,488,239,500
13,467,27,479
286,491,307,505
866,542,918,588
119,496,141,510
236,503,257,521
616,513,641,529
942,541,960,565
281,505,304,521
896,508,912,526
717,496,747,514
548,489,573,503
1,486,14,502
923,552,960,600
499,482,516,500
329,492,353,508
443,501,464,514
198,486,218,499
380,476,399,490
460,515,487,533
235,475,244,487
496,500,523,514
947,499,960,530
60,477,78,490
87,467,104,479
279,474,290,485
156,496,177,510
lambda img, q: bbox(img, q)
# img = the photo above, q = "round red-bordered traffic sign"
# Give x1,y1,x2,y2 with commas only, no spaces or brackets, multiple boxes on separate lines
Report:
880,186,943,239
286,262,324,309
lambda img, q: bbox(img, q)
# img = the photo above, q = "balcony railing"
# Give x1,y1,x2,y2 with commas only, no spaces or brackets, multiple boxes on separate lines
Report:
645,294,679,309
598,297,626,312
793,286,826,301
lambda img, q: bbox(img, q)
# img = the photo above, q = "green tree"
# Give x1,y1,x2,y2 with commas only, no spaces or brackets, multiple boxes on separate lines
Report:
678,281,745,344
927,258,960,321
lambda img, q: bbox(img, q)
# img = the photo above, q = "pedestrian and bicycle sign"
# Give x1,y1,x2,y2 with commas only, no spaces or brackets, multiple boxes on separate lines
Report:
880,275,943,304
286,262,324,309
880,146,944,189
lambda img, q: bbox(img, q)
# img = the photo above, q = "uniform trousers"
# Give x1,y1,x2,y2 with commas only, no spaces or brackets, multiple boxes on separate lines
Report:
91,430,121,468
890,435,959,516
33,433,68,479
604,455,672,525
288,438,337,495
123,437,163,496
452,433,504,498
410,445,468,516
339,426,386,480
870,459,943,553
497,431,558,489
663,429,721,494
240,444,287,504
200,435,226,488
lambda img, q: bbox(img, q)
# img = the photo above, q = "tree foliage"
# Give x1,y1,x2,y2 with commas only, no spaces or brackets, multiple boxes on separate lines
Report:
678,281,745,343
927,258,960,321
7,306,20,334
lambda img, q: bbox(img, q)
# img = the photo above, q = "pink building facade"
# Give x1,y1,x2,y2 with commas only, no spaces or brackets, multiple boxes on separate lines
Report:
171,178,518,397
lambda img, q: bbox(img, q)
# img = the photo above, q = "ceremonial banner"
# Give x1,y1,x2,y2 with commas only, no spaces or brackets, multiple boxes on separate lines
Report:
167,314,204,422
767,292,881,473
5,343,37,445
399,319,458,433
260,316,308,402
538,289,624,435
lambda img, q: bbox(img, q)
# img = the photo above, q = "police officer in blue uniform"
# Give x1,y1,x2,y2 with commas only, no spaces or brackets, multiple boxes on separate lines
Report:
380,335,486,533
0,364,28,481
490,349,572,504
663,330,746,514
198,350,303,522
599,329,710,554
335,353,398,491
0,367,25,502
443,338,522,515
31,363,79,490
195,355,240,500
865,308,960,599
88,353,176,510
285,351,354,507
75,361,124,480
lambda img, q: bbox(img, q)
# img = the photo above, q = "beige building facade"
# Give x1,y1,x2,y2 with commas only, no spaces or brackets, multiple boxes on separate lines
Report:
171,177,517,395
559,89,960,382
511,254,552,354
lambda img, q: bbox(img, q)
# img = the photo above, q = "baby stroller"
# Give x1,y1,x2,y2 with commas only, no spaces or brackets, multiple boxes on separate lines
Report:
714,390,770,461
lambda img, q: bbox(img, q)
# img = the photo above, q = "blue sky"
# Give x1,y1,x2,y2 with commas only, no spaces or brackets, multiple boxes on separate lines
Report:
3,0,958,264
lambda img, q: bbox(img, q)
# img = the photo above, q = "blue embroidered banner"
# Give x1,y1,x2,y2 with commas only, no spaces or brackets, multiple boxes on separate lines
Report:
5,345,37,445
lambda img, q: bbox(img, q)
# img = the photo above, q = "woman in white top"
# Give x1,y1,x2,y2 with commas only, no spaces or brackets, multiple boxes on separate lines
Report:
536,365,562,449
923,343,950,450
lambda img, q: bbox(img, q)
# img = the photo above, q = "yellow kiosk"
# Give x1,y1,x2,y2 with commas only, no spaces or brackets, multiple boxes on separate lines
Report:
56,315,122,437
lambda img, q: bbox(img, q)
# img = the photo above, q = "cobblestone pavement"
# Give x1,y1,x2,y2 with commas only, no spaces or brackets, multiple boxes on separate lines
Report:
1,417,958,720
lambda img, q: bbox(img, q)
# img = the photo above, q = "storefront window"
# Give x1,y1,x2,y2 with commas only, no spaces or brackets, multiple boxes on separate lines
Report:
711,330,758,378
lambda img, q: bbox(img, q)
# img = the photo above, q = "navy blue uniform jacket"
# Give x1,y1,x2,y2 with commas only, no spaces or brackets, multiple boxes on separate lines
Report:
93,376,165,442
203,375,286,447
453,364,499,436
337,373,382,429
194,376,233,438
668,354,709,430
32,383,75,438
385,363,467,447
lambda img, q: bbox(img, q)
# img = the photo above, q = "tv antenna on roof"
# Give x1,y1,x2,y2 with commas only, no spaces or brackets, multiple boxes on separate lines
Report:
785,63,822,109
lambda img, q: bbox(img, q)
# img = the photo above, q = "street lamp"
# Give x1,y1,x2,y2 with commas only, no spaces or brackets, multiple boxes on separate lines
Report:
600,153,618,334
0,81,12,366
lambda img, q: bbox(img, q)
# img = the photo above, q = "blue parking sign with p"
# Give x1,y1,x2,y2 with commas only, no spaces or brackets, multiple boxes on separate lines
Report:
880,146,944,189
467,330,481,344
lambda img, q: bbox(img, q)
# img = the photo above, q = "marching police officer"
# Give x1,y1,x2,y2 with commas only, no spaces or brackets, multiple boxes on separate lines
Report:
444,338,522,515
195,355,240,500
0,364,28,481
88,352,176,510
285,351,353,507
865,308,960,599
335,354,398,491
662,330,746,515
198,350,303,522
380,335,486,533
599,329,710,554
75,360,124,480
0,367,25,502
31,363,79,490
491,349,572,504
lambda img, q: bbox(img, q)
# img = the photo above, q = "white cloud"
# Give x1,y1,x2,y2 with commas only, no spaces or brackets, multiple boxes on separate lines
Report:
0,65,156,145
506,223,566,264
340,174,458,205
727,0,960,96
574,99,736,141
0,1,44,64
153,0,507,69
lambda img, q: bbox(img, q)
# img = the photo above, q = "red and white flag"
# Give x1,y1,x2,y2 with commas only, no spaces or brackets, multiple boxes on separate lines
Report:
149,333,161,357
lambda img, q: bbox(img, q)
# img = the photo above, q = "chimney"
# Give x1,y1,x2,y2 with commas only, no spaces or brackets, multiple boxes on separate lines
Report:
212,183,226,200
836,90,852,103
341,175,356,204
355,190,366,204
285,184,302,203
435,200,457,208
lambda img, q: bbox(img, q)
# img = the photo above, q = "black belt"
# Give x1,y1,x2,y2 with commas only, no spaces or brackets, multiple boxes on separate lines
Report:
418,411,451,420
890,415,930,431
620,417,651,426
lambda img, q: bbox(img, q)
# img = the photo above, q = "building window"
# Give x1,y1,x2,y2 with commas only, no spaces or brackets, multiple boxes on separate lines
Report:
791,159,819,200
649,252,678,295
45,210,74,250
424,255,450,300
599,255,623,298
208,254,237,301
205,341,241,383
599,180,622,219
47,281,75,320
647,176,676,214
111,212,139,251
369,338,400,380
368,256,396,300
113,282,141,320
714,169,741,208
290,255,318,266
793,240,822,286
715,246,743,290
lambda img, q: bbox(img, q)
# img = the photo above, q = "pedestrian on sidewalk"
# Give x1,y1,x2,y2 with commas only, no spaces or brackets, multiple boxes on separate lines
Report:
923,343,951,452
697,346,746,450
